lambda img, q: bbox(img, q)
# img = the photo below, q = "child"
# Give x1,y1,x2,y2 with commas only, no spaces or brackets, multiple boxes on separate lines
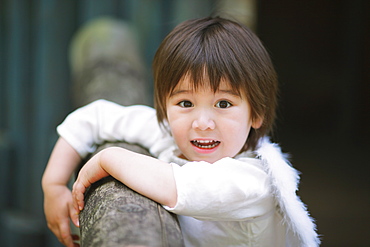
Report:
42,17,319,246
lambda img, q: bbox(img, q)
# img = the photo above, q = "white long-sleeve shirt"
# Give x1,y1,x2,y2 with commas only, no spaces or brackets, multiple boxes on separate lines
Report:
57,99,319,247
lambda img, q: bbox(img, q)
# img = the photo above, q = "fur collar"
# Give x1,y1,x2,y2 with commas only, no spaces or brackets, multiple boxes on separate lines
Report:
255,137,320,247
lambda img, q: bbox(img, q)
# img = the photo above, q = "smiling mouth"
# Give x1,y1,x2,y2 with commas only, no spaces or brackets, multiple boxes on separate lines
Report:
191,140,221,149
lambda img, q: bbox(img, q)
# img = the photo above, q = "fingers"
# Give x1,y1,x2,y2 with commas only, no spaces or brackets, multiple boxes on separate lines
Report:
46,211,76,247
72,234,80,247
58,219,75,247
69,201,80,228
72,180,86,212
72,234,80,241
44,186,80,247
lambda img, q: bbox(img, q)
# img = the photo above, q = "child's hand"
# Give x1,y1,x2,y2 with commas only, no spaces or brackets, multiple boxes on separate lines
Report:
72,151,110,213
72,177,88,214
43,185,80,247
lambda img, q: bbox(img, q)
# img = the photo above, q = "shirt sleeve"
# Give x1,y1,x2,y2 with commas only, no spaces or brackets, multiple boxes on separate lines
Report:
57,99,168,158
163,157,274,221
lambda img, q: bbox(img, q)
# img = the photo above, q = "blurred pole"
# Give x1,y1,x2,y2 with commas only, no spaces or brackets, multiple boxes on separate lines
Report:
0,0,45,246
0,131,10,210
216,0,257,30
3,0,31,212
32,1,77,247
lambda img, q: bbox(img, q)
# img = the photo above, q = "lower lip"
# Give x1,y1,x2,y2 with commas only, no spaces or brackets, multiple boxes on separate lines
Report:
191,143,220,154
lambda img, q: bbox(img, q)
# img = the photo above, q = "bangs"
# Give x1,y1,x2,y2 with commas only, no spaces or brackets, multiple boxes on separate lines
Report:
169,68,242,97
166,20,248,97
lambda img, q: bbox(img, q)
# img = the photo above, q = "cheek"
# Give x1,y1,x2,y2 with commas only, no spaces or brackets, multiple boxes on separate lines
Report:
169,124,189,152
169,122,181,138
224,116,252,149
167,111,186,140
228,124,250,143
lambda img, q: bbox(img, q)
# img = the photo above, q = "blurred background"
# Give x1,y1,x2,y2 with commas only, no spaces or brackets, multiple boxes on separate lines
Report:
0,0,369,246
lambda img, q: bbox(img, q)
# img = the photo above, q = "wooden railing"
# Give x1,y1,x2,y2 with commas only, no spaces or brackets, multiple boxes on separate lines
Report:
79,143,184,247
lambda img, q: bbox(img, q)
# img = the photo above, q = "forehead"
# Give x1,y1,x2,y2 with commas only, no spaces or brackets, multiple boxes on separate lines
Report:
169,75,241,97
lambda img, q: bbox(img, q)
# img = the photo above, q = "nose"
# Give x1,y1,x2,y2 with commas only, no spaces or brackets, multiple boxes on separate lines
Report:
192,110,215,130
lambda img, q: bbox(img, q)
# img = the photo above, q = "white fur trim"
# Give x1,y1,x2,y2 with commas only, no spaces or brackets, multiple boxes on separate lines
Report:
256,137,320,247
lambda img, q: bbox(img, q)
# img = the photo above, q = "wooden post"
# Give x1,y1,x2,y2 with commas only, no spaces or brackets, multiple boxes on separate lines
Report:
69,17,149,107
79,143,184,247
70,18,184,246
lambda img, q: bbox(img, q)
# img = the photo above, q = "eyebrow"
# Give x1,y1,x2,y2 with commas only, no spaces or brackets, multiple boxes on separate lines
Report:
169,89,191,97
169,89,241,98
218,90,241,97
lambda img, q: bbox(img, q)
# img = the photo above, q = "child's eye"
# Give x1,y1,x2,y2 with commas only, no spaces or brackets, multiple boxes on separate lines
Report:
178,100,193,108
215,100,232,108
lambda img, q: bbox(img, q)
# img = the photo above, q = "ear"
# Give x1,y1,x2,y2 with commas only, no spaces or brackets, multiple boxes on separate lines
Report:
252,117,263,129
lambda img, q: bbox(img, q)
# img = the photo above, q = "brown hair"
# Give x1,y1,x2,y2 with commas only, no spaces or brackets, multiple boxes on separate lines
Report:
153,17,278,151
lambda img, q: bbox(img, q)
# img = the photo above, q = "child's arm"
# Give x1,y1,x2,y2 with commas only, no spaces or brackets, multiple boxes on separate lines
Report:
72,147,177,213
58,99,168,159
42,137,82,247
42,100,166,246
73,151,273,222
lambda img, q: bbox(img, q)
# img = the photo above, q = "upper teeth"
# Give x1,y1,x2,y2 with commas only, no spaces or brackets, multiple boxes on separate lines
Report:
192,140,220,149
196,140,214,144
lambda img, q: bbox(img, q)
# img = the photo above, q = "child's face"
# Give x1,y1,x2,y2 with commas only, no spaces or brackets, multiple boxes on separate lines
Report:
166,77,260,163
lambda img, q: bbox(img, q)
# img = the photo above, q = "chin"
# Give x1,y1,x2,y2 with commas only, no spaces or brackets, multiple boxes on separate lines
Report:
194,156,221,164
